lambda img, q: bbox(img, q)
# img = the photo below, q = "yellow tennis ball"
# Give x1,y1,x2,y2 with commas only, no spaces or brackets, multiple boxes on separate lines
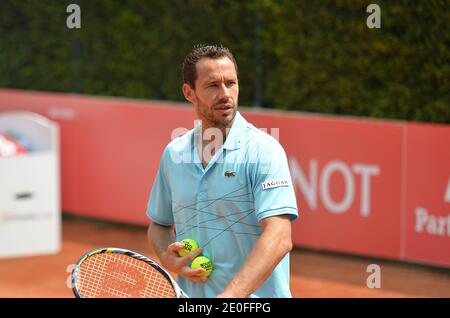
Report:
190,256,213,277
178,238,199,257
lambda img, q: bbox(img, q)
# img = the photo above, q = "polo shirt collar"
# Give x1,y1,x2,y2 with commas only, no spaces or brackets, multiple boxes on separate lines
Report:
192,111,246,153
223,111,246,150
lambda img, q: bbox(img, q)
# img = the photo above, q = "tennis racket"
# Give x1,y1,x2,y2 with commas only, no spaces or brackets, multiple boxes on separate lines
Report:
71,247,188,298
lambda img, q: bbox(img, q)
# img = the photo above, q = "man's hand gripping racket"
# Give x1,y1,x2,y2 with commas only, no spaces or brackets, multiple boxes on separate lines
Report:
71,247,189,298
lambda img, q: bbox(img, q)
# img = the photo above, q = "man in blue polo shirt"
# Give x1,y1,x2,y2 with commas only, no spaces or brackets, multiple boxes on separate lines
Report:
147,45,298,298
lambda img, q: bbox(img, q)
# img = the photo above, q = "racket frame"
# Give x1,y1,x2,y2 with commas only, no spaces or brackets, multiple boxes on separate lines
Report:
71,247,188,298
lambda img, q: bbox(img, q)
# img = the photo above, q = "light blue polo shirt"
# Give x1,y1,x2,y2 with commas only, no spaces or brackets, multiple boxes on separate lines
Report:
147,111,298,298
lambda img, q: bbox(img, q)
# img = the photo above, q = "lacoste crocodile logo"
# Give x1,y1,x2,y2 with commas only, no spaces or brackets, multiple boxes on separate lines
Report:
224,171,236,177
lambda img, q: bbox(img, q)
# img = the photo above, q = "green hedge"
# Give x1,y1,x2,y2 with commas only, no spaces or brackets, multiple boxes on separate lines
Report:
0,0,448,123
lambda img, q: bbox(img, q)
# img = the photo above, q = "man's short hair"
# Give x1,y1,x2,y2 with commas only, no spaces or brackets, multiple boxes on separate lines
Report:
182,44,238,89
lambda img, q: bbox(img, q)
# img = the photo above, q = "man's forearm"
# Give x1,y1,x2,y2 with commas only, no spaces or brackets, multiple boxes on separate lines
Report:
147,222,176,259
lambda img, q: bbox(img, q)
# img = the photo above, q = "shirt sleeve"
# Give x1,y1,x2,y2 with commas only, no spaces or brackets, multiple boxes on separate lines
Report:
251,139,299,222
146,149,174,226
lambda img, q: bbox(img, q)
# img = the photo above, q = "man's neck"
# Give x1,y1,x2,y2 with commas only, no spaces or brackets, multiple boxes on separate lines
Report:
198,118,235,168
201,125,228,144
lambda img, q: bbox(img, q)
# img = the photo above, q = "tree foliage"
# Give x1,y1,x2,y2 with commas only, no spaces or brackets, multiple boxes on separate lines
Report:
0,0,448,123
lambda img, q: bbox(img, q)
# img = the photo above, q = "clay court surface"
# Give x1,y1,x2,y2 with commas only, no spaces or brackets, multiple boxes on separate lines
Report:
1,216,450,298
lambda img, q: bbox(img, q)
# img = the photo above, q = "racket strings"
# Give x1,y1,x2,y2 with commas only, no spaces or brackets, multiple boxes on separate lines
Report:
76,253,177,298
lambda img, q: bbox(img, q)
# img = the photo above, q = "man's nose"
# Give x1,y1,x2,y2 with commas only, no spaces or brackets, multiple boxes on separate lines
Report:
218,83,231,100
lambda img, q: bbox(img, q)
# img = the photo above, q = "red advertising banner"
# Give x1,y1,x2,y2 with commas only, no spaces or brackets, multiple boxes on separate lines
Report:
0,89,195,224
246,113,404,260
404,124,450,267
0,89,449,267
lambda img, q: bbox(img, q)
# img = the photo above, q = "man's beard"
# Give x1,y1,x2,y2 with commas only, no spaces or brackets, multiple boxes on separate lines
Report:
195,96,237,129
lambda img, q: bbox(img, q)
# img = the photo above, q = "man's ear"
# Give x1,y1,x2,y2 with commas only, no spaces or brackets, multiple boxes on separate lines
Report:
182,83,196,104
